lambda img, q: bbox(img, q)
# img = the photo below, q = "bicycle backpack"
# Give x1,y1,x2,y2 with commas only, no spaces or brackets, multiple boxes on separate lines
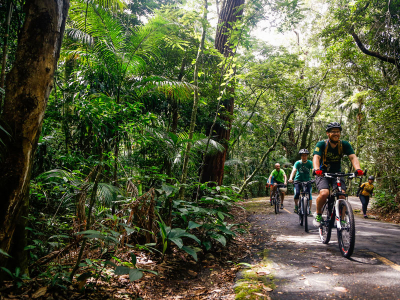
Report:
321,139,343,170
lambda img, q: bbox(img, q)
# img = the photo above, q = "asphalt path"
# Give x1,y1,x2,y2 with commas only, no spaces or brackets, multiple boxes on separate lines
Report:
241,195,400,299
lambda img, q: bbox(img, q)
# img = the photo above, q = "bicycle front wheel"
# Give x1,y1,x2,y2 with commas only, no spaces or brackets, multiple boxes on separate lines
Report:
337,200,356,258
304,197,309,232
298,197,304,226
275,194,280,214
319,201,333,244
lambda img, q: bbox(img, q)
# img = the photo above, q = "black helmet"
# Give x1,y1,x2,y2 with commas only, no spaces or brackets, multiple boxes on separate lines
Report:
298,149,309,154
326,122,342,132
368,176,375,180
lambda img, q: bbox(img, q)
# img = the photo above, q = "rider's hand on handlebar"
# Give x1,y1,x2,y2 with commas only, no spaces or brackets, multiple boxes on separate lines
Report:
314,169,323,176
288,179,293,183
355,169,364,176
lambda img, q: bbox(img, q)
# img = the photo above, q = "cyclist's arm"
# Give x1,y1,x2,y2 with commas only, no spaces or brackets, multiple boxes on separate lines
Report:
348,154,361,170
313,154,321,170
267,175,272,184
289,168,296,181
283,172,287,185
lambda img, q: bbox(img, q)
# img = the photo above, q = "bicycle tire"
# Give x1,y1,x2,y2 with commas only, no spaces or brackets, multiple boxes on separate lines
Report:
275,193,280,214
304,196,309,232
319,201,333,244
298,197,304,226
337,200,356,258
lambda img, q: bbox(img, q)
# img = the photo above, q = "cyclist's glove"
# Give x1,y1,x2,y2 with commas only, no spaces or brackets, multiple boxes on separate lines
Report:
314,169,323,176
355,169,364,176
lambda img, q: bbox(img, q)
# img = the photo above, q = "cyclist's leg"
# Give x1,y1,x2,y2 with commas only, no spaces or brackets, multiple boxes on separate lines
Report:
314,177,330,226
294,183,300,212
315,177,330,214
306,183,312,214
359,195,369,216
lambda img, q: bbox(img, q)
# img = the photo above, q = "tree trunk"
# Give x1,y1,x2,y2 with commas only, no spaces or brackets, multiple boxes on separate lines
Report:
201,0,244,185
0,0,69,277
0,1,13,90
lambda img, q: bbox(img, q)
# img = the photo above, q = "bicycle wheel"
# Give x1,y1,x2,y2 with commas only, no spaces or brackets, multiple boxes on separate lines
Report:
275,193,280,214
337,200,355,258
298,197,304,226
319,200,333,244
304,197,309,232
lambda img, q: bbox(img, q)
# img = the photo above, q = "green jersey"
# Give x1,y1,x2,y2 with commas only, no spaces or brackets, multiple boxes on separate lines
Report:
270,169,285,183
293,160,313,181
313,140,355,173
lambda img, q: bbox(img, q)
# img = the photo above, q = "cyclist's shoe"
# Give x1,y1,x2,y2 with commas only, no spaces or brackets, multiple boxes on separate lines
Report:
308,210,312,216
340,220,347,227
280,204,284,209
313,214,322,227
294,205,298,213
364,215,368,219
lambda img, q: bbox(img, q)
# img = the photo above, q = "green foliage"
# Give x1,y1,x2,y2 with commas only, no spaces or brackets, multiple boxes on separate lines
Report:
372,190,399,214
0,267,30,288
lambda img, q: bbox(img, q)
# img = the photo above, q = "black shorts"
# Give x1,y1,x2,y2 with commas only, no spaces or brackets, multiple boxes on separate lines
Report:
315,176,346,191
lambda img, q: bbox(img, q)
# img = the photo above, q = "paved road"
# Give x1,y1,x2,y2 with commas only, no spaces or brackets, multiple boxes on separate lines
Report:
241,196,400,299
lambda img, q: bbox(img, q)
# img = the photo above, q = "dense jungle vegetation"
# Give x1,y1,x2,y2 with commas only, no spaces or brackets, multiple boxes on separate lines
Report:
0,0,399,297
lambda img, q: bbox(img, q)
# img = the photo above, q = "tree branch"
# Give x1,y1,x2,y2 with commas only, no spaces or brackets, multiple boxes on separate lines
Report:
238,109,295,194
350,27,400,72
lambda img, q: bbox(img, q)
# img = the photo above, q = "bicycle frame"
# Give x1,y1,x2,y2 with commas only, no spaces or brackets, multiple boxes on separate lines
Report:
324,173,355,230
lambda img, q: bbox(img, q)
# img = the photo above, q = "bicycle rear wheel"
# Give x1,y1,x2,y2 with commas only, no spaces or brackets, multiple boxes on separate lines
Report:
274,194,280,214
298,197,304,226
319,200,333,244
304,197,309,232
337,200,355,258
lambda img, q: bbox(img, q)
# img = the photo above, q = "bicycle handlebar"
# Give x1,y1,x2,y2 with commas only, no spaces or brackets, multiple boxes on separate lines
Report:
323,169,367,179
293,180,315,184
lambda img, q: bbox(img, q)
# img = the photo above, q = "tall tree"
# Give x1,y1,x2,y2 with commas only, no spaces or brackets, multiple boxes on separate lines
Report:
0,0,69,276
200,0,245,185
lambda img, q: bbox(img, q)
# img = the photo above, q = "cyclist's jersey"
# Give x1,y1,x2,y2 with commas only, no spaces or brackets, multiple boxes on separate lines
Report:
313,140,355,173
293,160,313,181
270,169,285,183
360,182,374,196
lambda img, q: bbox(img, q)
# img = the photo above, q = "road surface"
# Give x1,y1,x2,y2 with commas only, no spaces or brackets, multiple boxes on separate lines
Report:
240,195,400,299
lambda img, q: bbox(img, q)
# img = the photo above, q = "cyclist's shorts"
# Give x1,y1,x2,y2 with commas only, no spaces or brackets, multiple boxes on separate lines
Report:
294,183,312,200
316,177,346,192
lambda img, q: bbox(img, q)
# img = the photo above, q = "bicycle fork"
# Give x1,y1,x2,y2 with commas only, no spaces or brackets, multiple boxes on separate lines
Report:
335,200,342,230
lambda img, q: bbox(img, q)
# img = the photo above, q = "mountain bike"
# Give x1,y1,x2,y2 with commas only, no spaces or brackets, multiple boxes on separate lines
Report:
318,171,365,258
271,184,286,214
294,180,314,232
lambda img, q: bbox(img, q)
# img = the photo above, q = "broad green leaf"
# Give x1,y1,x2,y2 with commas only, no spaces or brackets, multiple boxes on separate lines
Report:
182,246,198,261
0,249,12,258
188,221,201,230
115,266,130,275
129,269,143,281
211,234,226,246
169,237,183,249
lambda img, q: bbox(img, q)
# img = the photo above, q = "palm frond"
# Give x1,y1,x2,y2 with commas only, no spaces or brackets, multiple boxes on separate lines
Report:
96,183,120,207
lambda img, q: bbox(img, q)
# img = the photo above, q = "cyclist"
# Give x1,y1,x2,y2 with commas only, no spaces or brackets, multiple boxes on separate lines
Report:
313,122,364,226
357,175,375,218
288,149,313,214
268,163,287,209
